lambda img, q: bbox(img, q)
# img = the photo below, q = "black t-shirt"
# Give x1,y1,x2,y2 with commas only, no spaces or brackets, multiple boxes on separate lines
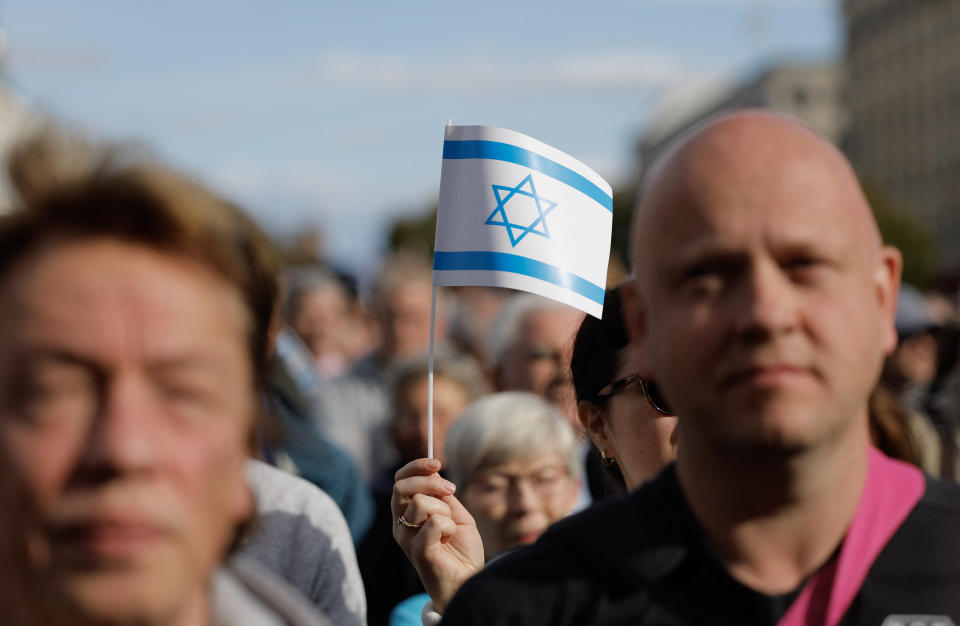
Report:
441,464,960,625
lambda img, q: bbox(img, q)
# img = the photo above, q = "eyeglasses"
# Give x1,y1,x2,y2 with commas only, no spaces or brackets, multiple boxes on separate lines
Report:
468,465,572,501
595,374,674,416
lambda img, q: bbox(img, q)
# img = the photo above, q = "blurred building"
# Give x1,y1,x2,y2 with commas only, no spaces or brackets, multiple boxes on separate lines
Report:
0,84,32,212
637,62,847,169
0,28,35,214
843,0,960,269
0,28,27,214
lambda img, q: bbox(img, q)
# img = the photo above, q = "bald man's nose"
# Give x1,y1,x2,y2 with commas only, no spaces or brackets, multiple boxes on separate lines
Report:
734,263,799,341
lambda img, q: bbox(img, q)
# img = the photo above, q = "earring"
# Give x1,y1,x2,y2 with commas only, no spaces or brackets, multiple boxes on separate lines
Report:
601,451,616,467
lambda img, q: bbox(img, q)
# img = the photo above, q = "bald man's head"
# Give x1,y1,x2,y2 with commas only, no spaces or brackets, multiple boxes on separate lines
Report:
622,110,901,455
631,111,882,288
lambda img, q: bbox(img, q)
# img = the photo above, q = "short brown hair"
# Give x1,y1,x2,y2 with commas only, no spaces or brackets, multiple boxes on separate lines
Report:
0,127,278,394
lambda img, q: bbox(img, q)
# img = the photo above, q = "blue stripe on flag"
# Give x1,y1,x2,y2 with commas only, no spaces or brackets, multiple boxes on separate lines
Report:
442,140,613,212
433,251,605,305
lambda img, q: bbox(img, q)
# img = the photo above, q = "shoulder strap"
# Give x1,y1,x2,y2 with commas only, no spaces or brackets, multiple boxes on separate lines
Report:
778,447,925,626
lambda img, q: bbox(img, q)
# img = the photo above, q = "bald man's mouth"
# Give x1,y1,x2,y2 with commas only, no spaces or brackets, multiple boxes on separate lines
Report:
722,364,813,389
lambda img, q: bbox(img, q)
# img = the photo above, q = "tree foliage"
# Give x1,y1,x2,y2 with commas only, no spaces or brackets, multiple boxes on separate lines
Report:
611,184,637,268
386,205,437,260
862,185,939,288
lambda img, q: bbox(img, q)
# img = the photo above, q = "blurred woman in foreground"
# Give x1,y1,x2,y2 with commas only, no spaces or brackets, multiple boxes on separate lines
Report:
389,392,581,624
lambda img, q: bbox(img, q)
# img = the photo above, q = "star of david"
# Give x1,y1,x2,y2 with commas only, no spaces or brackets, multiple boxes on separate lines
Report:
484,174,558,247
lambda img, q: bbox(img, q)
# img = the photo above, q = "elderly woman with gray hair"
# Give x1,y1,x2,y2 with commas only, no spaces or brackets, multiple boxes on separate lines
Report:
389,392,582,624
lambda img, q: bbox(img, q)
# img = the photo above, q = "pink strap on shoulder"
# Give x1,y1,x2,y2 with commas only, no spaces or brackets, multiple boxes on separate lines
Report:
777,447,925,626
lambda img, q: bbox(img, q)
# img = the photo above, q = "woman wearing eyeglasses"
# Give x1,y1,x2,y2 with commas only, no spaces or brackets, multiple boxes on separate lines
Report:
391,287,679,624
572,286,679,491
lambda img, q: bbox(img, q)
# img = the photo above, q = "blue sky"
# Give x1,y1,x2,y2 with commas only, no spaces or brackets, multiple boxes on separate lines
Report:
1,0,841,272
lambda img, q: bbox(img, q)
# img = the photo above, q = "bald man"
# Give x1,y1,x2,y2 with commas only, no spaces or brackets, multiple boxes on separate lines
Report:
418,112,960,625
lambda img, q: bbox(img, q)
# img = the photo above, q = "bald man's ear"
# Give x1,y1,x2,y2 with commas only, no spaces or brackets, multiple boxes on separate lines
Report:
622,278,654,374
874,245,903,357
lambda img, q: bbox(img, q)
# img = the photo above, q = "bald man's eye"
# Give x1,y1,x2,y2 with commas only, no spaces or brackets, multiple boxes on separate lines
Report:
783,256,828,284
680,262,735,299
683,273,724,299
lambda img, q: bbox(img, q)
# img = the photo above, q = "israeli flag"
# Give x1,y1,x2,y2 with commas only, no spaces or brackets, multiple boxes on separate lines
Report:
433,125,612,318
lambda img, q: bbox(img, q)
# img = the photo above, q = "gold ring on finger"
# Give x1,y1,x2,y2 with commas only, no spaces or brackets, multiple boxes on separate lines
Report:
397,514,424,529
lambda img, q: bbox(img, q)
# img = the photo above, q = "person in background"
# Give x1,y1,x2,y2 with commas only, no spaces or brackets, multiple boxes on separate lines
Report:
268,276,376,542
389,392,582,625
924,291,960,478
571,286,679,492
269,317,374,491
0,128,329,624
284,267,354,378
365,253,446,366
241,459,366,626
484,293,583,422
264,331,376,543
867,386,939,473
879,284,960,479
359,351,487,626
884,284,941,414
445,286,509,366
486,292,632,506
328,252,452,481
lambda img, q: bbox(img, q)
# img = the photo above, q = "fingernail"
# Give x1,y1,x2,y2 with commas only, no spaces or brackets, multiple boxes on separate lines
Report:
442,480,456,493
426,458,441,471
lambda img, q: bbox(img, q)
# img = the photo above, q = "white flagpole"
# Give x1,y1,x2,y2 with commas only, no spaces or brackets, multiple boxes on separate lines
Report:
427,285,438,459
428,117,453,461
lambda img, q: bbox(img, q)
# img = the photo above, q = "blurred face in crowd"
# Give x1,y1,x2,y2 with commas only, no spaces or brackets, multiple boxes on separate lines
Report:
580,346,678,489
0,238,254,625
888,331,938,386
393,373,471,464
626,112,901,456
379,280,436,363
461,452,580,558
450,287,509,357
496,308,584,422
291,283,348,360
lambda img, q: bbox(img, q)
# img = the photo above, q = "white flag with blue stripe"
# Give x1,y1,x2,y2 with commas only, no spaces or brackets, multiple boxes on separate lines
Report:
433,125,612,318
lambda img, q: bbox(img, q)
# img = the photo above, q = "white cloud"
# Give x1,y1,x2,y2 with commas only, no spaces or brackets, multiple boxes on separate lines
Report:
641,75,735,144
573,151,630,187
203,160,332,205
305,48,696,95
200,159,393,267
6,44,107,72
200,157,410,229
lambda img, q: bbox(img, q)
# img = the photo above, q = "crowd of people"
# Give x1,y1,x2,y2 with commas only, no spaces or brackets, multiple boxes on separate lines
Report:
1,110,960,626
